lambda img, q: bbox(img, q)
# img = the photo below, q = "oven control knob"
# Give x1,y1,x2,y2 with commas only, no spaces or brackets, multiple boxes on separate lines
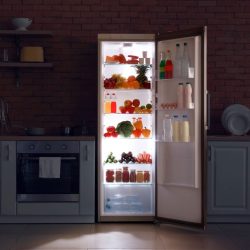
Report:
61,144,68,150
28,144,35,150
45,144,51,150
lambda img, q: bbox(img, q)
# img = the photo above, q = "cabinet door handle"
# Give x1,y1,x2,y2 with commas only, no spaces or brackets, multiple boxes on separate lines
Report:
84,145,88,161
5,144,9,161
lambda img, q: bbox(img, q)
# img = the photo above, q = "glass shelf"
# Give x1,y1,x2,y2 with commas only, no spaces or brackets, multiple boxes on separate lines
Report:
104,163,152,167
103,112,152,115
103,137,152,140
156,140,193,144
156,108,194,112
156,77,194,82
103,182,152,185
103,88,151,92
103,63,153,67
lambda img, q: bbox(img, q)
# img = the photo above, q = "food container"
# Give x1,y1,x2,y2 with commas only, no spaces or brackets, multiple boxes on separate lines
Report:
20,46,44,62
136,171,144,183
143,171,150,182
122,167,129,182
129,169,136,182
115,169,122,182
106,169,114,182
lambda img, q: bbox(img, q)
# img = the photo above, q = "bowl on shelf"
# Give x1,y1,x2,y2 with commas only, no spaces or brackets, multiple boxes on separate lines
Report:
11,17,32,31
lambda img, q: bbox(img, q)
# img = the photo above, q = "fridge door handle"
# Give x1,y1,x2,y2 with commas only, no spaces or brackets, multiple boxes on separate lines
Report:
206,91,211,130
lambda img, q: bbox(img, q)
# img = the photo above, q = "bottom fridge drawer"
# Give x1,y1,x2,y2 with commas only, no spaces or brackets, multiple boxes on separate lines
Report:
104,184,154,215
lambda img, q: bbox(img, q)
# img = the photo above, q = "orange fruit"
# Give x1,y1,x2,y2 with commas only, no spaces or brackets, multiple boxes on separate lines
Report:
127,75,136,82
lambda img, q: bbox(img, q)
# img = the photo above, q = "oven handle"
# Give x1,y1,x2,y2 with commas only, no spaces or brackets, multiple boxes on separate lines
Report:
19,157,77,160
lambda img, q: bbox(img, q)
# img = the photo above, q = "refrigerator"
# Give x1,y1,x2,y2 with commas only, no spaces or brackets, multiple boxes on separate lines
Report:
98,27,207,227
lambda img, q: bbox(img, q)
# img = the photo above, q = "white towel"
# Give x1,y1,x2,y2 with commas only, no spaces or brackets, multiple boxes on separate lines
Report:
39,157,61,178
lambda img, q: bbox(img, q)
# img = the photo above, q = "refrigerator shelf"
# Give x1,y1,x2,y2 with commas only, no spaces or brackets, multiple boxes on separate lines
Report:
104,163,152,167
156,140,193,144
103,63,153,67
155,108,194,112
103,182,152,186
103,88,151,92
103,113,152,115
103,137,153,140
156,77,194,82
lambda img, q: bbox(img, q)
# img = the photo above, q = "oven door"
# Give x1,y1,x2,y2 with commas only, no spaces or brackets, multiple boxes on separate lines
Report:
17,153,79,202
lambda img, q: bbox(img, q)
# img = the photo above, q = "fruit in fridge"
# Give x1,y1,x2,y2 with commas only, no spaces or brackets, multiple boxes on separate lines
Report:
116,121,134,137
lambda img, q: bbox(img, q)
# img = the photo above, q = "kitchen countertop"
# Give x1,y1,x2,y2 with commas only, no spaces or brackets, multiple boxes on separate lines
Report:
0,135,95,141
207,135,250,141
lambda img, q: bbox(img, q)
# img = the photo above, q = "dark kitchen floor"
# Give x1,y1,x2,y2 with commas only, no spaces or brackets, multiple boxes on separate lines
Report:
0,223,249,250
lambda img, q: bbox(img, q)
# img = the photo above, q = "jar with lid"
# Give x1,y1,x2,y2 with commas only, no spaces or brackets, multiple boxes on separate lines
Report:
115,169,122,182
122,167,129,182
136,171,144,183
143,171,150,183
130,169,136,182
106,169,114,182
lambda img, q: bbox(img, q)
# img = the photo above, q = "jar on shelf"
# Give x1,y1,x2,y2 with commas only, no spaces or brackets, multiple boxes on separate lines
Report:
115,169,122,182
106,169,114,182
143,171,150,183
122,167,129,182
136,171,144,183
130,169,136,183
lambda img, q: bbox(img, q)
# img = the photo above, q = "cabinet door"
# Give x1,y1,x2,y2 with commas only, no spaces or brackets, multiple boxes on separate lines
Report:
79,141,95,215
207,141,250,217
0,141,16,215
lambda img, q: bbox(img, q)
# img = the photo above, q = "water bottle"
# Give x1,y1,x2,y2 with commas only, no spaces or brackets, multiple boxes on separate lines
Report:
172,115,180,142
174,43,182,78
163,114,172,142
177,82,184,109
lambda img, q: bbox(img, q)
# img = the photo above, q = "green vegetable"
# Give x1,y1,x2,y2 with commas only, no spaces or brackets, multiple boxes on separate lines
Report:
116,121,134,137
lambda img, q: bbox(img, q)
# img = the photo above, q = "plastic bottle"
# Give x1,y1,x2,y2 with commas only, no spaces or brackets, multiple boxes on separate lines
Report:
184,82,193,109
111,93,117,113
181,42,190,78
174,43,182,78
104,93,111,113
177,82,184,109
165,50,173,79
163,114,173,142
172,115,180,142
180,114,190,142
159,52,165,79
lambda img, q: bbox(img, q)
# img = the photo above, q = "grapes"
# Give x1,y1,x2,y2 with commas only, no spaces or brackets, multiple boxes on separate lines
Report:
119,151,137,164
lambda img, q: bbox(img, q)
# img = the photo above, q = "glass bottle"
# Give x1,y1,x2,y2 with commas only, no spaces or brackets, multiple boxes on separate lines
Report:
159,52,165,79
115,169,122,182
181,42,190,78
174,43,181,78
136,171,144,183
104,93,111,113
111,93,117,113
143,171,150,183
165,50,173,79
122,167,129,182
129,169,136,182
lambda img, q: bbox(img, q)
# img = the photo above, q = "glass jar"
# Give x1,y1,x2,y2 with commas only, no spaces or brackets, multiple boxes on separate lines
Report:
106,169,114,182
122,167,129,182
130,169,136,182
143,171,150,183
115,169,122,182
136,171,144,183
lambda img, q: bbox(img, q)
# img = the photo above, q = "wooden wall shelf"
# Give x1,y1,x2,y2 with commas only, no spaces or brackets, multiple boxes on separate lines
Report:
0,62,53,68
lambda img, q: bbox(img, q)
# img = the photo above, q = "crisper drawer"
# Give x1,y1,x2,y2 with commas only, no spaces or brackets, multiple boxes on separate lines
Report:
104,184,154,215
17,202,79,215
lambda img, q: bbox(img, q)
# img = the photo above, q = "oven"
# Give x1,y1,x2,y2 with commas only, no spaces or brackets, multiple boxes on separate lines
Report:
16,141,80,203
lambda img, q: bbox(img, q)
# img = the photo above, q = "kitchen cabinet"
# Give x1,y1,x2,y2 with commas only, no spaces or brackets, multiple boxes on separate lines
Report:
0,30,53,87
0,137,95,223
207,140,250,222
0,141,16,215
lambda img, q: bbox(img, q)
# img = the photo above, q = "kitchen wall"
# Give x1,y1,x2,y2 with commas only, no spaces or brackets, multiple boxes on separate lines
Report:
0,0,249,134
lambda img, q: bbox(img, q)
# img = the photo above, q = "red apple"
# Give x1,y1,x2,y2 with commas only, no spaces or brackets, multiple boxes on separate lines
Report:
124,100,132,107
127,106,135,114
119,106,126,113
132,99,140,107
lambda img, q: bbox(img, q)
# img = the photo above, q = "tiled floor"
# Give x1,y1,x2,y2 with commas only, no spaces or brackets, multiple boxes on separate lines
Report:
0,223,249,250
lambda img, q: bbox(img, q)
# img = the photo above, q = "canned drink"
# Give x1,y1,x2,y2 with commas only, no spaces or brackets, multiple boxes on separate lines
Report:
139,58,144,64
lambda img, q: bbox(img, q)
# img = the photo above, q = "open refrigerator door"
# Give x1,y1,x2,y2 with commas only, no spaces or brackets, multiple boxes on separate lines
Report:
155,27,206,227
98,34,156,221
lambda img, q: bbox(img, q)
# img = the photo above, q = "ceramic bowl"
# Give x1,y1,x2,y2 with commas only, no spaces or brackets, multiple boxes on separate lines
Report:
12,18,32,31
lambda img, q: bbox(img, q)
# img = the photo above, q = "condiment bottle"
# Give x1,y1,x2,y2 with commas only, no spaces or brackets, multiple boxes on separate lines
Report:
143,171,150,183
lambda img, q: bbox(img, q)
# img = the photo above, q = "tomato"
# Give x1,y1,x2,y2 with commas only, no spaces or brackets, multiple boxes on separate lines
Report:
107,126,116,133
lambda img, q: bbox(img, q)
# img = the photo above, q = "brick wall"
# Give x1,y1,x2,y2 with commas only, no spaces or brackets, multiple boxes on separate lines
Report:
0,0,249,135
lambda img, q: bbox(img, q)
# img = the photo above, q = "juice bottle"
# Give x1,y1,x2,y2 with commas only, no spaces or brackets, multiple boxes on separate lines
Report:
165,50,173,79
104,93,111,113
159,52,165,79
180,114,190,142
111,93,117,113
